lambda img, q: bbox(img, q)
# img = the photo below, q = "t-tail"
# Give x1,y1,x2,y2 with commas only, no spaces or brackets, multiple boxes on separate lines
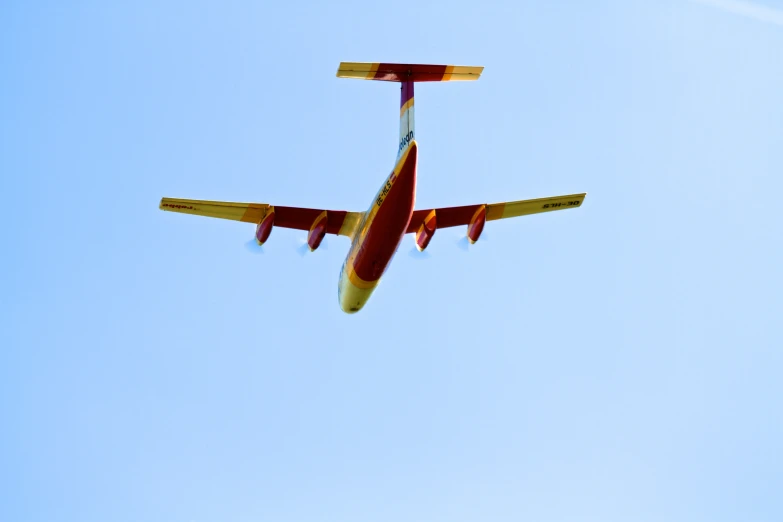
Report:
336,63,483,161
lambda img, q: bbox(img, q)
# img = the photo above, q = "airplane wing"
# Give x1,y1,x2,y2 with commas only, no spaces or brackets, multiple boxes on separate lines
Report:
159,197,363,237
406,193,587,233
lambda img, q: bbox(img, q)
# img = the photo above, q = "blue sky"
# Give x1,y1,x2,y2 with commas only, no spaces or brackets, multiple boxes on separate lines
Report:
1,1,782,520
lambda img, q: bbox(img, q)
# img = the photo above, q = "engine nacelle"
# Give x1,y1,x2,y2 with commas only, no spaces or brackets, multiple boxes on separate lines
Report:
255,206,275,245
307,210,328,251
415,209,437,251
467,205,486,244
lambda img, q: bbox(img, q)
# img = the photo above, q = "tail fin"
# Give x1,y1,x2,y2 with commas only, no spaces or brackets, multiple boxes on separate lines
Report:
398,80,414,161
337,62,483,161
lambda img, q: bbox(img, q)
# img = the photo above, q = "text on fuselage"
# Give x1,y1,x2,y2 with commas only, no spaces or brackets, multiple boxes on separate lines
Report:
398,131,414,154
376,171,398,207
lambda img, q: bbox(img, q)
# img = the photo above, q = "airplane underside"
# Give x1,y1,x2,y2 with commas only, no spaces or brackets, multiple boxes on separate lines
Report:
338,140,418,313
159,62,586,314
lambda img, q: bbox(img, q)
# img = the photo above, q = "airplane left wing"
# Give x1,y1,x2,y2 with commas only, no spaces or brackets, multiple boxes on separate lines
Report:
159,197,363,237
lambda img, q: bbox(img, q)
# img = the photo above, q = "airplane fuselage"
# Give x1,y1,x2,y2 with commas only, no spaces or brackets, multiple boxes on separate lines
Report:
337,141,418,313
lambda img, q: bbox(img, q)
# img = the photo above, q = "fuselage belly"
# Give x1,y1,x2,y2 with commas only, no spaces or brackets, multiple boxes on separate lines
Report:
338,141,418,313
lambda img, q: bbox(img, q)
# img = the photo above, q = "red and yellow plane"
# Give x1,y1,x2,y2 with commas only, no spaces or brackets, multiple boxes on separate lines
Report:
160,63,587,313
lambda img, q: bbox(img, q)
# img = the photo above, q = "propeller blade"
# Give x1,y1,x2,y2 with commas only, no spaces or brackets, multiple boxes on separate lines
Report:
408,246,432,260
296,236,328,255
245,239,265,254
456,230,490,250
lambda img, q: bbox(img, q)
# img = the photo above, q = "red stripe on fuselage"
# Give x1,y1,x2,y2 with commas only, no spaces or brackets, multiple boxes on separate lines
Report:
352,143,418,282
401,81,414,108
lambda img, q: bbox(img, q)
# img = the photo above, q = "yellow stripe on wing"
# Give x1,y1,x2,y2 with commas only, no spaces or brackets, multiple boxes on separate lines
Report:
486,193,587,220
160,198,268,223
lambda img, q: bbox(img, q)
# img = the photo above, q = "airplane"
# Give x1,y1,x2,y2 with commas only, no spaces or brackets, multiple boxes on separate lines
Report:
160,62,587,313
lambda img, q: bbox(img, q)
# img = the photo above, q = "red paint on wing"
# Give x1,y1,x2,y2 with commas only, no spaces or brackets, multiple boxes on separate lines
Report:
406,204,484,233
275,207,348,235
353,144,418,281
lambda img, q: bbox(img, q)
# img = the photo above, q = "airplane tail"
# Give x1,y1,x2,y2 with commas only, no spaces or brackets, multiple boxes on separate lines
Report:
336,62,483,160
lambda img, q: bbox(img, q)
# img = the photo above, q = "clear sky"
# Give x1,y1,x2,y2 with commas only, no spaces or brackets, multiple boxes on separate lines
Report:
2,1,782,520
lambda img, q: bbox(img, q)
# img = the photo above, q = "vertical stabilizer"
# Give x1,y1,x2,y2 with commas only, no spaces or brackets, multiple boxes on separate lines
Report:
336,62,483,161
398,81,415,161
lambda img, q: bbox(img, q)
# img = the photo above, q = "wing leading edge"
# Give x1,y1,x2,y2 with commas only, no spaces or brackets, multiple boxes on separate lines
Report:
159,197,363,237
406,193,587,233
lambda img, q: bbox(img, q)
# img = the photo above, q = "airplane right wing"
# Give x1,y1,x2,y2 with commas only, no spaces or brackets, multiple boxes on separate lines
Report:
406,193,586,234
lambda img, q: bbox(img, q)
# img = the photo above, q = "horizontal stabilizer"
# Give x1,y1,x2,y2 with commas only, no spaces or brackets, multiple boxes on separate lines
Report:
337,62,483,82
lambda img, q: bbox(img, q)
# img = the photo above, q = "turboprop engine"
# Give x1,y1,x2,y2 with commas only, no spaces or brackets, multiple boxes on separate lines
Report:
467,205,486,244
255,206,275,245
415,210,437,251
307,210,328,251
